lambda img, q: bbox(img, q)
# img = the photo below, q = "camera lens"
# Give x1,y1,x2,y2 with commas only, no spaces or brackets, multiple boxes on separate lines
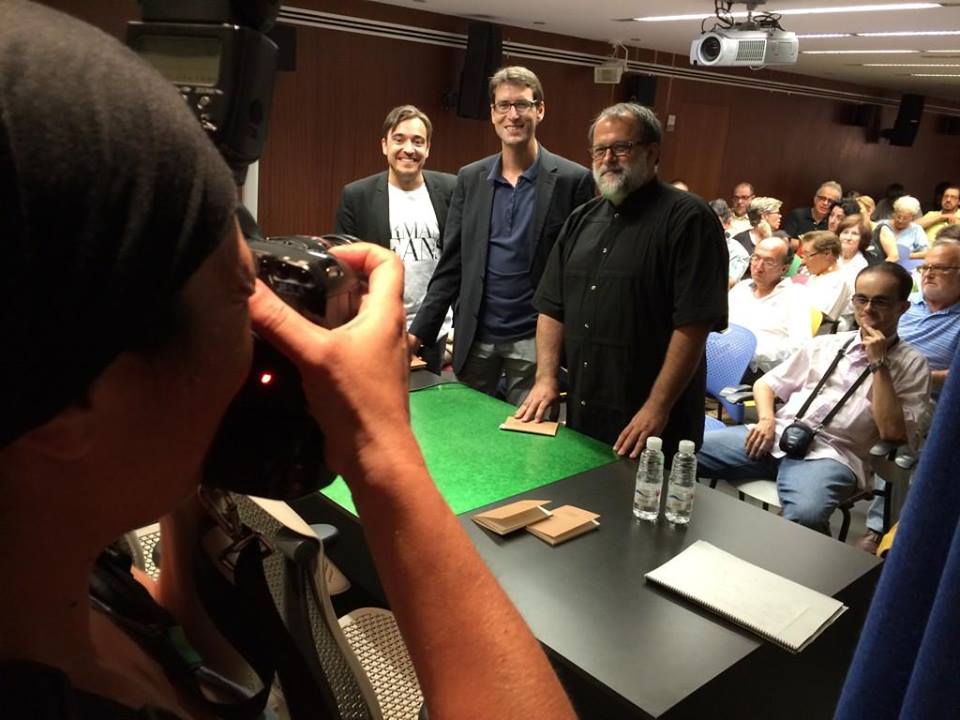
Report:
700,35,722,63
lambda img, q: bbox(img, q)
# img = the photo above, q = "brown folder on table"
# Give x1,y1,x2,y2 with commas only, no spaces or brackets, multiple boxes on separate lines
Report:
472,499,552,535
499,415,559,436
526,505,600,546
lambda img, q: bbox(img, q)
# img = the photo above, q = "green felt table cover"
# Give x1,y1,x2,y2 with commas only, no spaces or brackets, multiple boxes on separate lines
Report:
320,383,617,516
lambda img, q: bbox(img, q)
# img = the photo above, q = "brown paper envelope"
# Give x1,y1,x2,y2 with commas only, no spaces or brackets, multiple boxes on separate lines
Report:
474,499,550,521
527,505,600,538
499,415,559,436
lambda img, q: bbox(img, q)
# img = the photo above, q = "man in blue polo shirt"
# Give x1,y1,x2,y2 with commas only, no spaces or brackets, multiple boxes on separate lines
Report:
409,66,593,403
859,230,960,551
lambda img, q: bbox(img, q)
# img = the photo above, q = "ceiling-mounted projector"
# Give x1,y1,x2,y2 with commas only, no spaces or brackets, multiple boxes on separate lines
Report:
594,58,627,84
690,28,798,67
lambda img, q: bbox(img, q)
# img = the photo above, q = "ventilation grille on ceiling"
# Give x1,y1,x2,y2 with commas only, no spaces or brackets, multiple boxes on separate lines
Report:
736,39,767,63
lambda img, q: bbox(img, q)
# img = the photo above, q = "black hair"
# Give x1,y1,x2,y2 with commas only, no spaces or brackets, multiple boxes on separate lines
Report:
856,262,913,301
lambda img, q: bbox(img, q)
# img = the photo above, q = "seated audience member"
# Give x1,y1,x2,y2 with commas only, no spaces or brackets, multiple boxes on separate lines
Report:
837,215,874,285
872,182,904,222
773,229,803,278
827,198,862,234
856,194,877,229
729,181,755,235
0,6,579,719
859,231,960,552
729,236,812,373
918,183,959,244
710,198,750,287
876,195,928,261
783,180,842,237
700,263,932,534
798,231,853,329
924,180,954,214
732,196,782,257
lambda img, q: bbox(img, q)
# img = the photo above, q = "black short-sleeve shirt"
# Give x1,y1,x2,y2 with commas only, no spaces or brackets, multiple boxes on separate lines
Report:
534,179,728,453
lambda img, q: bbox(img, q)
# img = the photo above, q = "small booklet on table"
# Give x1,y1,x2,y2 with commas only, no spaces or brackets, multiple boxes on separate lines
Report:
526,505,600,546
472,499,552,535
644,540,847,653
499,415,559,436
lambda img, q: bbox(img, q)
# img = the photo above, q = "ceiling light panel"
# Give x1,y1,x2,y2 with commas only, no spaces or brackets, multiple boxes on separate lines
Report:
634,3,941,21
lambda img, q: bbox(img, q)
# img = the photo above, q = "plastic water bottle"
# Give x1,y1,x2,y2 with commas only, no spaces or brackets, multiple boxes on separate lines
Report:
665,440,698,525
633,437,665,521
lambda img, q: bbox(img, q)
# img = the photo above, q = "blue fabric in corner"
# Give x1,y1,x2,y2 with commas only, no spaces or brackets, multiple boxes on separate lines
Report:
835,342,960,719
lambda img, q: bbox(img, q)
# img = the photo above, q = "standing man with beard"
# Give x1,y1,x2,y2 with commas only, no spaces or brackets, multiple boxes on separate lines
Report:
409,67,593,403
517,103,728,458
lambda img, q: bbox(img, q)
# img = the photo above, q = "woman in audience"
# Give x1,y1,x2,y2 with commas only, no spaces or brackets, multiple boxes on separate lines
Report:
799,230,854,329
837,215,875,285
876,195,928,261
856,195,878,230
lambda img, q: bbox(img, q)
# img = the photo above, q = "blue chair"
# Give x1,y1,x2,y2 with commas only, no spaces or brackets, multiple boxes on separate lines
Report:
896,243,923,272
705,324,757,424
704,415,726,433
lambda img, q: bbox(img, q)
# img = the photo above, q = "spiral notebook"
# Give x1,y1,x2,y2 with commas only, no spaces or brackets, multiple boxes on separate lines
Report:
645,541,847,653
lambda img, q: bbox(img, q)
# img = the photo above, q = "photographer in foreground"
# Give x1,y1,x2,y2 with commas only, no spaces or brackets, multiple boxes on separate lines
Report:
0,3,575,718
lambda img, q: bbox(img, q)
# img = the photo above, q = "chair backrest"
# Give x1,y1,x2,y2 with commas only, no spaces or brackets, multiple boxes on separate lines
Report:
233,494,383,720
705,324,758,424
810,306,823,336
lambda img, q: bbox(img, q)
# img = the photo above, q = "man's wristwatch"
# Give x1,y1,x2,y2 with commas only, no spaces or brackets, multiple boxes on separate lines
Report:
869,357,889,373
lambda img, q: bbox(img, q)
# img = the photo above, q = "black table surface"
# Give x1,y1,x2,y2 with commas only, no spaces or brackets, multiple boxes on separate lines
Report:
459,461,882,719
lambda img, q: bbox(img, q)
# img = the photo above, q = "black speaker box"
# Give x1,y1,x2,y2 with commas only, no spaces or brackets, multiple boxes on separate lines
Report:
623,74,657,107
937,115,960,135
881,93,925,147
842,103,879,127
457,22,502,119
267,23,296,72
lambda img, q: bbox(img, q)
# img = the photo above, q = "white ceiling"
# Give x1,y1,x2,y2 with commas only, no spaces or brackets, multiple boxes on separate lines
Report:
376,0,960,100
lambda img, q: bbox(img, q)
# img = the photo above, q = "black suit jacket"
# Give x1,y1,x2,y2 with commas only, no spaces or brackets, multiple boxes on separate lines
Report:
409,145,594,374
334,169,457,246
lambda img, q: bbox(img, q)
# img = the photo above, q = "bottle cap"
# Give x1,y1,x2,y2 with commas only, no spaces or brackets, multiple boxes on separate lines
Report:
646,436,663,452
678,439,696,454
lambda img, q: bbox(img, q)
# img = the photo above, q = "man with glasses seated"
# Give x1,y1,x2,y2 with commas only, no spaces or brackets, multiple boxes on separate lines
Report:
517,103,727,460
409,66,593,404
728,236,812,376
858,231,960,551
700,263,932,535
783,180,843,238
729,181,756,236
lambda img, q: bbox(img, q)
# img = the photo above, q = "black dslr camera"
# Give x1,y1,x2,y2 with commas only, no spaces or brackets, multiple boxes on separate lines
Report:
128,2,358,499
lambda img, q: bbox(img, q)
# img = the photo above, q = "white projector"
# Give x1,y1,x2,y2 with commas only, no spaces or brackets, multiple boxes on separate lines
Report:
689,29,798,67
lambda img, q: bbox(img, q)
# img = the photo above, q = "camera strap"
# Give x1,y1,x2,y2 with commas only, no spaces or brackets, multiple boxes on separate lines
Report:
794,335,899,431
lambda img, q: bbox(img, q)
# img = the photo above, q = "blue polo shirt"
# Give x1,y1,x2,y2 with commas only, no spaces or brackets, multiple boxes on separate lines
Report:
899,298,960,371
478,152,541,343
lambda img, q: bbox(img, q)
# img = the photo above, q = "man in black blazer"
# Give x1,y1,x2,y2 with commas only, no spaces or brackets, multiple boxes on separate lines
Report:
409,67,594,404
335,105,456,372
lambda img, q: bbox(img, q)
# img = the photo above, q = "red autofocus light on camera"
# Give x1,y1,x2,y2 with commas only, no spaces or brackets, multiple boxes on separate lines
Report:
259,372,273,385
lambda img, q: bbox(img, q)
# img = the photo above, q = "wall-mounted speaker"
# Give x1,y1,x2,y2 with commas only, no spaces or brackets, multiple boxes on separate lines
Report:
267,23,296,72
457,22,502,119
937,115,960,135
624,74,658,107
881,93,925,147
841,103,879,128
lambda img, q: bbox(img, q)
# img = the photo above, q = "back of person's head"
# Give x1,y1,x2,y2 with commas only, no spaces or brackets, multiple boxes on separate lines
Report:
709,198,732,224
839,199,860,216
935,224,960,243
489,66,543,103
837,214,873,251
856,194,876,217
856,262,913,301
892,195,921,219
747,197,782,226
886,182,905,200
800,230,841,258
381,104,433,143
770,230,795,264
0,0,237,448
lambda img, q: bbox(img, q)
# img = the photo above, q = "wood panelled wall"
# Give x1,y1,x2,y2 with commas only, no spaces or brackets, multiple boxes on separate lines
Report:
40,0,960,237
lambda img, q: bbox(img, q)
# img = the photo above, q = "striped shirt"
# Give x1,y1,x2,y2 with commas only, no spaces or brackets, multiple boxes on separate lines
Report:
899,299,960,372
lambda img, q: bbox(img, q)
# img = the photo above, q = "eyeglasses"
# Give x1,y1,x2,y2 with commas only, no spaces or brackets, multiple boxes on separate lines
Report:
815,194,837,203
918,264,960,275
803,250,827,259
588,140,643,161
749,254,783,269
491,99,539,114
851,294,896,309
733,194,754,201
